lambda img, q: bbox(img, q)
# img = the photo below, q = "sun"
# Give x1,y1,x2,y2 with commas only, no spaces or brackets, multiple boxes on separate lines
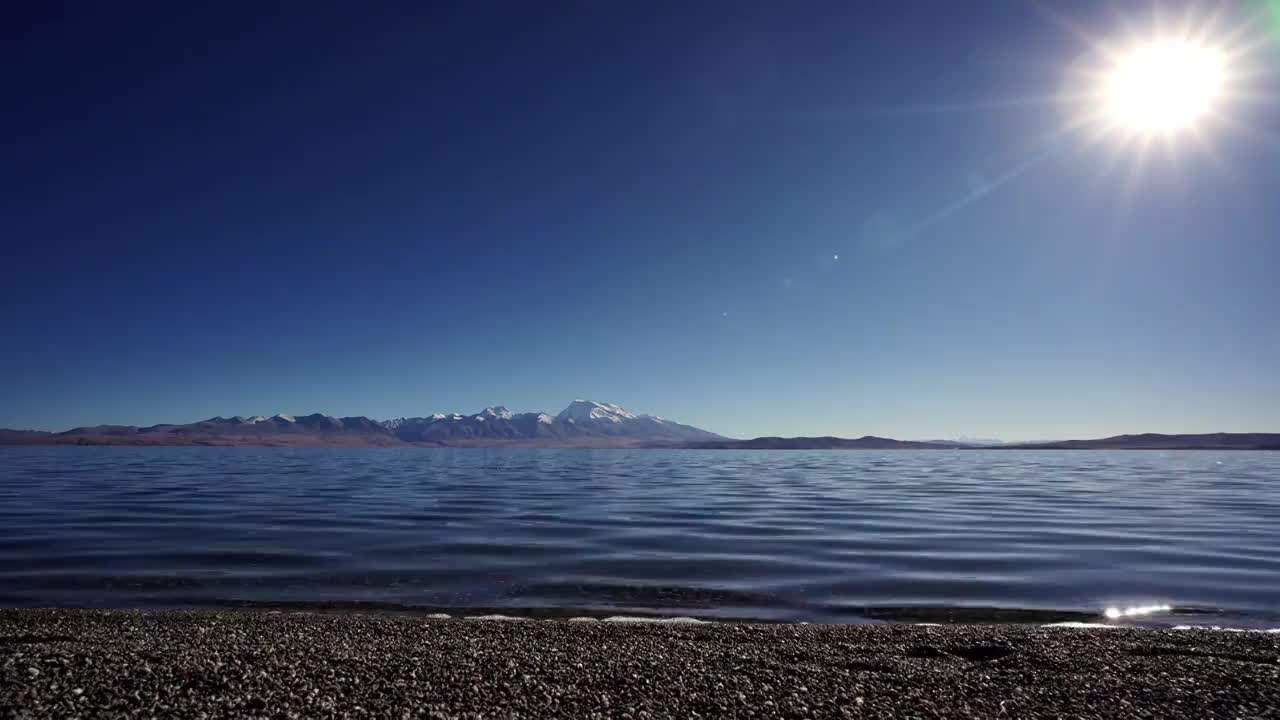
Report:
1052,2,1268,159
897,4,1271,226
1101,39,1228,136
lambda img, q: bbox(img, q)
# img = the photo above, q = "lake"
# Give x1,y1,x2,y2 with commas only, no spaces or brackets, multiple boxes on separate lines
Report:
1,447,1277,626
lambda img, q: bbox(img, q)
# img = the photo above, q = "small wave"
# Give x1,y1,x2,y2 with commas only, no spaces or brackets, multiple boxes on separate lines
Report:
855,606,1097,624
1172,625,1279,633
507,582,779,609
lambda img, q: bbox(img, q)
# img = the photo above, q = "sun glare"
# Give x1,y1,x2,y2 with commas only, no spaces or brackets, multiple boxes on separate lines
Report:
1049,2,1271,197
1102,40,1228,136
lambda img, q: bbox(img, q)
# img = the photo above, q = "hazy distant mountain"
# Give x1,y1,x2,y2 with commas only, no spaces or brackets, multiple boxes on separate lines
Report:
0,401,723,448
683,436,956,450
681,432,1280,451
919,438,1007,448
0,429,53,443
1002,433,1280,450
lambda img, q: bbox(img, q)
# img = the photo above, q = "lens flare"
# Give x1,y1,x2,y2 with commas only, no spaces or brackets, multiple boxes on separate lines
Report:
1102,40,1227,136
1042,0,1277,207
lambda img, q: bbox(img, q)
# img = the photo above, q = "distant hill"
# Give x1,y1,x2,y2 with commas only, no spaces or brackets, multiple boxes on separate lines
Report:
0,401,723,448
1002,433,1280,450
683,436,956,450
681,433,1280,451
0,429,53,443
919,438,1007,448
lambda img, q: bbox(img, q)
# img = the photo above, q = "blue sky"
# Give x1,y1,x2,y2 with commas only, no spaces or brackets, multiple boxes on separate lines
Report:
3,1,1278,440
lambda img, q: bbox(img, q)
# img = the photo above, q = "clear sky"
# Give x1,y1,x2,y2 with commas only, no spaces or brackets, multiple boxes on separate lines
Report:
3,1,1278,440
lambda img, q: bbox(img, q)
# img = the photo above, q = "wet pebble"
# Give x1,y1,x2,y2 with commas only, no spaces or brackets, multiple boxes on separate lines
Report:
0,609,1277,719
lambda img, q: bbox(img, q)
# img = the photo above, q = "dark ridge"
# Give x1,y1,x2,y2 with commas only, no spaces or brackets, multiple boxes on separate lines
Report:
906,643,1021,662
686,433,1280,451
0,429,53,445
339,416,386,432
684,436,956,450
1001,433,1280,450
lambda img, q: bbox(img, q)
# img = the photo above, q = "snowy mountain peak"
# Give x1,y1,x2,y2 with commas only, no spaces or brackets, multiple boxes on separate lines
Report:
557,400,639,424
24,400,725,446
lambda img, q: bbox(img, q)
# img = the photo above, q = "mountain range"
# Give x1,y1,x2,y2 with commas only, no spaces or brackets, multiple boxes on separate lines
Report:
686,433,1280,450
0,400,724,448
1,404,1276,449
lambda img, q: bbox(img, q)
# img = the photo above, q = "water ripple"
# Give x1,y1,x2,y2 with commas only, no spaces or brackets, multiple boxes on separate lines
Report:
1,446,1278,625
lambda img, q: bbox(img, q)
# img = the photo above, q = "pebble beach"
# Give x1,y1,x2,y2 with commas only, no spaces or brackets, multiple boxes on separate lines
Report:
2,609,1278,718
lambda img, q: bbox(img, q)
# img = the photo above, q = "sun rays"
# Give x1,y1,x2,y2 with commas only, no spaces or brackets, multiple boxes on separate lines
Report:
1050,1,1276,200
887,1,1277,233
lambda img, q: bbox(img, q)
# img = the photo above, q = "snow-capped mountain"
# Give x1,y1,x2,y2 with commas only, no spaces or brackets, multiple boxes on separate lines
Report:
557,400,637,424
384,400,722,446
475,406,514,421
7,401,723,448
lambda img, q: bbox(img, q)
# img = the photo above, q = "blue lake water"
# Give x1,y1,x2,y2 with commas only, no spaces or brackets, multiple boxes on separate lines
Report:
1,447,1277,626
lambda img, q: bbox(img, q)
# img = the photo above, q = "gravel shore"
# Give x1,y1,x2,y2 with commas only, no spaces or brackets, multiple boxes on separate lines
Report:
2,609,1277,718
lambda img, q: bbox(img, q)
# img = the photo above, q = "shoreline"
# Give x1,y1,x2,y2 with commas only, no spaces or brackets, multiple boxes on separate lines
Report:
3,609,1277,718
0,600,1117,626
